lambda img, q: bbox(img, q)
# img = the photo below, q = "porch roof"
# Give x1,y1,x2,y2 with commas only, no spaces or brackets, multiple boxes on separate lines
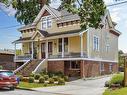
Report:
38,29,81,37
13,29,84,44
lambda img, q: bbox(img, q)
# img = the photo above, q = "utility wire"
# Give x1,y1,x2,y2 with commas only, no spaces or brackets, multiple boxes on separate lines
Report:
0,0,127,30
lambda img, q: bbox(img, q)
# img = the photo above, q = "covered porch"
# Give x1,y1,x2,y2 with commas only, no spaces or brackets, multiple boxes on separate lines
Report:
13,29,88,62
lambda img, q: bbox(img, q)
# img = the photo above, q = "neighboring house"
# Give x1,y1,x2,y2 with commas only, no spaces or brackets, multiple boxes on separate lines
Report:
0,50,15,70
13,5,121,77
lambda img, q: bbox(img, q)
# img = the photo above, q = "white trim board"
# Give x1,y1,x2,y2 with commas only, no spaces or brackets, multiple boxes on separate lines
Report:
48,58,118,63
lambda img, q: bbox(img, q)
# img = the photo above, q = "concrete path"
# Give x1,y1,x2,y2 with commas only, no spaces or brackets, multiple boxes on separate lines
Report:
33,76,111,95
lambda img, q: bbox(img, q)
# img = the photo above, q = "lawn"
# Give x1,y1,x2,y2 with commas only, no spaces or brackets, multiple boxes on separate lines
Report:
103,88,127,95
18,82,56,88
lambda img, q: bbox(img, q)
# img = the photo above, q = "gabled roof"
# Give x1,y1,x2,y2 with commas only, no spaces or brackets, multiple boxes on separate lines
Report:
32,5,61,25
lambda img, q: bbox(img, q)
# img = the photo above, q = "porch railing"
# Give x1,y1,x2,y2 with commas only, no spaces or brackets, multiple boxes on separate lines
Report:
48,52,88,59
15,54,32,61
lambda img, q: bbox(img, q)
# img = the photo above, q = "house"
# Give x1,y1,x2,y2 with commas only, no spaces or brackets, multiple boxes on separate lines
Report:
13,5,121,77
0,49,15,70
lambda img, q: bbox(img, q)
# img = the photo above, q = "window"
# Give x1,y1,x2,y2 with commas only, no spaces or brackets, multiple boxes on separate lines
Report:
58,38,62,52
64,38,68,52
58,38,68,52
106,44,110,52
70,61,80,69
109,64,113,72
42,16,52,29
100,63,104,71
93,36,99,51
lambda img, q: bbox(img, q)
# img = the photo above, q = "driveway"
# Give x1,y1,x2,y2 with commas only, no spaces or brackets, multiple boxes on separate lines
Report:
0,89,58,95
33,76,111,95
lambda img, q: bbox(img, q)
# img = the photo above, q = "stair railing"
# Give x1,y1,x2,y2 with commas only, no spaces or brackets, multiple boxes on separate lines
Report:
33,59,47,74
14,60,31,73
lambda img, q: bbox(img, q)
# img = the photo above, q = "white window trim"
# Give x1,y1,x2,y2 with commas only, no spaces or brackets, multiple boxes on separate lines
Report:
41,15,52,29
93,35,99,51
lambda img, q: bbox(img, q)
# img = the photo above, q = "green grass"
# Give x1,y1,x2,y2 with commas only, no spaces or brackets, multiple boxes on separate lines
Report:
18,82,57,88
103,88,127,95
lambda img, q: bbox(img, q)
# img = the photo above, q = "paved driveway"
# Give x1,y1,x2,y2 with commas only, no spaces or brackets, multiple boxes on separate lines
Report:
33,76,111,95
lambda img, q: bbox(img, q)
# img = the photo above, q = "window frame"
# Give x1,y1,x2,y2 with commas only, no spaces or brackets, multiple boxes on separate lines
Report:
41,15,52,29
93,35,99,51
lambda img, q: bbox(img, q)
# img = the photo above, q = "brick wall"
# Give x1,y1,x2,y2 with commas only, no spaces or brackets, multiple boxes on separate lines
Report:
80,60,118,78
0,53,15,70
0,54,14,62
48,61,64,73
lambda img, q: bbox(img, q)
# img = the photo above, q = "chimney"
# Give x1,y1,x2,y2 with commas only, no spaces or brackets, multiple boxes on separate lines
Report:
39,0,47,8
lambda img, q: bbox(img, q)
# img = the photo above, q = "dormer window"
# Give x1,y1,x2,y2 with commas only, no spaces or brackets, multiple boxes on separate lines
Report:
42,16,52,29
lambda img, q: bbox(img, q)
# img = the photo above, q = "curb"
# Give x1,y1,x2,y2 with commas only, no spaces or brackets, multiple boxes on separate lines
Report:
83,74,113,81
16,87,36,91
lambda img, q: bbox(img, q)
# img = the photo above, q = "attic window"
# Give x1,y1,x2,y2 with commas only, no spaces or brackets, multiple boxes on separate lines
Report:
42,16,52,29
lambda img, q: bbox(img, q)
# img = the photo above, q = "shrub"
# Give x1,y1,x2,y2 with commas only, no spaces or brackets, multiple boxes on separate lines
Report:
58,78,65,85
29,73,34,77
34,74,41,80
63,76,69,82
44,75,49,80
109,73,124,86
17,75,23,81
29,77,34,83
48,78,54,84
43,83,48,87
21,77,29,82
0,66,3,70
56,71,64,77
52,76,59,81
39,77,45,83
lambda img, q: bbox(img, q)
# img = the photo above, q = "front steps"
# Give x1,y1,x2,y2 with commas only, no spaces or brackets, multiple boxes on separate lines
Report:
15,59,43,77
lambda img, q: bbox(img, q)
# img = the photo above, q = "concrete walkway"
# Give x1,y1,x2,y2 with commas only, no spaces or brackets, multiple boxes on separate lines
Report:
33,76,111,95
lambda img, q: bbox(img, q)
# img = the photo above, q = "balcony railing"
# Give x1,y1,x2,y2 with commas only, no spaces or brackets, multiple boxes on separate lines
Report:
15,54,32,61
48,52,88,59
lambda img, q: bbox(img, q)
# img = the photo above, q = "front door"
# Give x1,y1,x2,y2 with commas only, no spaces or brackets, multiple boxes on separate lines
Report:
48,42,53,57
41,43,46,59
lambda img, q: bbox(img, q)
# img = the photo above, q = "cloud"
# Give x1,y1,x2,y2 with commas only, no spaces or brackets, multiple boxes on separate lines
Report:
0,3,16,16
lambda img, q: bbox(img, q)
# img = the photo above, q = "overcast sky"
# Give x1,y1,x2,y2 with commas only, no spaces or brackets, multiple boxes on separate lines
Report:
0,0,127,52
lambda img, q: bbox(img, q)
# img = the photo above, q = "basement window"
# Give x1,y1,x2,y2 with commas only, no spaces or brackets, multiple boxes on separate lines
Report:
70,61,80,70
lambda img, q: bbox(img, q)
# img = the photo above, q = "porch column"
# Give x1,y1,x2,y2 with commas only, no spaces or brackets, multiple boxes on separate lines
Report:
31,41,34,59
46,40,48,59
14,43,16,59
62,38,64,58
80,34,83,57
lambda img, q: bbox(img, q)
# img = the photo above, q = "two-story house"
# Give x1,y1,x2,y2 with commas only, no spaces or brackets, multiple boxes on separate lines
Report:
13,5,121,77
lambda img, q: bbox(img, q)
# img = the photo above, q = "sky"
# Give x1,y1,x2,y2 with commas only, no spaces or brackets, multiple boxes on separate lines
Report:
0,0,127,52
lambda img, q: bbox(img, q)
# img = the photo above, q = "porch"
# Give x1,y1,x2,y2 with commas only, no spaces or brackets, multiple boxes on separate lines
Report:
13,30,88,62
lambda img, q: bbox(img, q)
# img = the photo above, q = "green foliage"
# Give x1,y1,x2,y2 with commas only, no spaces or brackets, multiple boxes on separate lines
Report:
39,77,45,83
52,76,59,81
29,77,34,83
61,0,106,29
110,73,124,86
118,50,124,67
63,76,69,82
48,78,54,84
21,77,29,82
44,75,49,80
29,73,35,77
17,75,23,81
58,78,65,85
34,74,41,80
0,66,3,70
43,83,48,87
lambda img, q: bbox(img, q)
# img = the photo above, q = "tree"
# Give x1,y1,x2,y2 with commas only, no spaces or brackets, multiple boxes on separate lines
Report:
61,0,106,30
118,50,124,67
1,0,51,25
